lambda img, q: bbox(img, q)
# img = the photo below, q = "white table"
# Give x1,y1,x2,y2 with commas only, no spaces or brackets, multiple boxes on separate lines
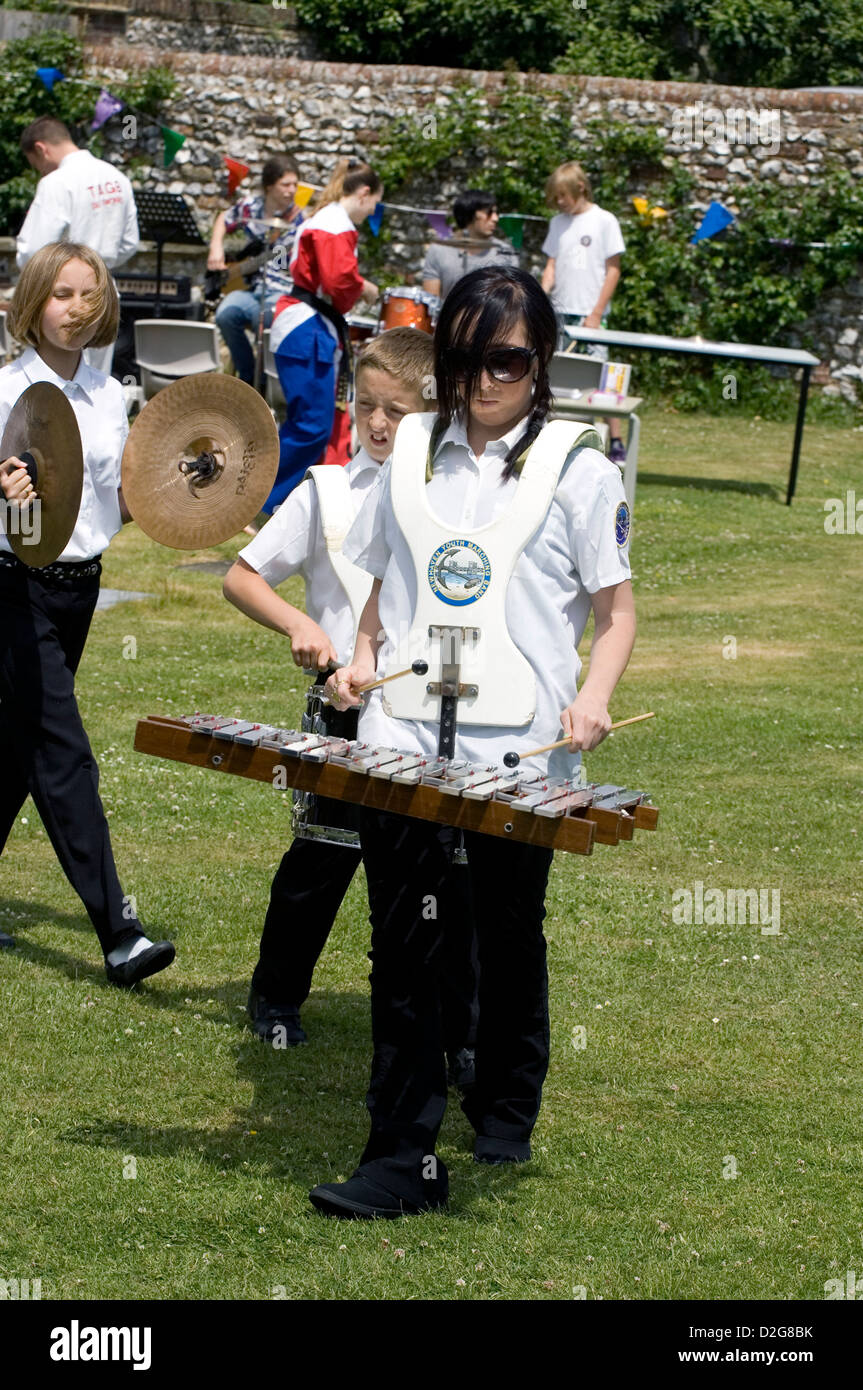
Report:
564,325,820,504
551,391,643,510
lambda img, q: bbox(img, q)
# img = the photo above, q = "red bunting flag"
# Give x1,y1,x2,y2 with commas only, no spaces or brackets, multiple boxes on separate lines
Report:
224,157,251,197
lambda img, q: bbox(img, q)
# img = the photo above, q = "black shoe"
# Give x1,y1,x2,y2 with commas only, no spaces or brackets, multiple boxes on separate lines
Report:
0,931,15,950
446,1047,476,1091
246,988,307,1045
474,1135,532,1165
105,940,175,989
310,1158,449,1220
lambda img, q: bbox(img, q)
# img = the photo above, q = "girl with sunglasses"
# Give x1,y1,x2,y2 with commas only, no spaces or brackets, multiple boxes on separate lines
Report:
312,266,636,1218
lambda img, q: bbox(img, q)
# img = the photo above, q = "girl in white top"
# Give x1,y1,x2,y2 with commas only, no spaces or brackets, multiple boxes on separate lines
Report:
308,266,636,1220
0,243,174,986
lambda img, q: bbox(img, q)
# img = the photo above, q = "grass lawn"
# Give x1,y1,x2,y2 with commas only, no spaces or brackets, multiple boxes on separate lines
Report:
1,403,861,1301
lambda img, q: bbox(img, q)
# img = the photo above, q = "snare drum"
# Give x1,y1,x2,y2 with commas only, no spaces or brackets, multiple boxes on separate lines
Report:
346,313,378,348
379,287,438,335
291,682,362,849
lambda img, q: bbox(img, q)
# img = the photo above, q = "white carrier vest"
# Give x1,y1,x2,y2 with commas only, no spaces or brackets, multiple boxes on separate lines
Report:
307,465,373,645
384,413,601,727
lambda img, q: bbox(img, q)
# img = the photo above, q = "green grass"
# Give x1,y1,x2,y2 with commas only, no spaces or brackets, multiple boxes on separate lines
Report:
1,405,862,1301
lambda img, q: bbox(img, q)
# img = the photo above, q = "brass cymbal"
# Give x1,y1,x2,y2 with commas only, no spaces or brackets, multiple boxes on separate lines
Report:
121,374,279,550
0,382,83,567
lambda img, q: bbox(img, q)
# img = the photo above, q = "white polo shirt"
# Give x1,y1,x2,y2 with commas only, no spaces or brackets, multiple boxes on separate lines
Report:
16,149,139,271
343,415,632,779
0,347,125,562
239,447,383,666
542,205,625,316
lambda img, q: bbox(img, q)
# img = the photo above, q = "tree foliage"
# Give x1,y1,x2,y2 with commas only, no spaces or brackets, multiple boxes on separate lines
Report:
0,31,176,237
295,0,863,86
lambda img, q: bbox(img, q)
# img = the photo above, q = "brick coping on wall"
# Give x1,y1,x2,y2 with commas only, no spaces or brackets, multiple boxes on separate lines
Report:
85,43,863,112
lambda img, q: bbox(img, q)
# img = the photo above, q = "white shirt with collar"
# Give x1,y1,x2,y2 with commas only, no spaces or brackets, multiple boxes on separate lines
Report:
16,149,139,271
0,347,125,562
239,447,383,666
343,413,632,778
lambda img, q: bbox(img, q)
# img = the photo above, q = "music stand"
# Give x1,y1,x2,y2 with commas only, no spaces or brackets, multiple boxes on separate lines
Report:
133,191,205,317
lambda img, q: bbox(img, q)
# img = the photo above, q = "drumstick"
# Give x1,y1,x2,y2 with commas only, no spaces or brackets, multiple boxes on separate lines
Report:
323,658,429,704
502,712,655,768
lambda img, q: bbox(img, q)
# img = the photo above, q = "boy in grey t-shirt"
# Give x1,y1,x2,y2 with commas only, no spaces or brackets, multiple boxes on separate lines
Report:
422,190,518,300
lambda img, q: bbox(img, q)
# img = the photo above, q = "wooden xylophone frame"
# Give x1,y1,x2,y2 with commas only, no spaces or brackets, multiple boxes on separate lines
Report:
133,715,659,857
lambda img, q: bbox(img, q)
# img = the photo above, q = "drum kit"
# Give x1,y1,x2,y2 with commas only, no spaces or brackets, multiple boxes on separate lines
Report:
347,285,440,350
0,374,280,565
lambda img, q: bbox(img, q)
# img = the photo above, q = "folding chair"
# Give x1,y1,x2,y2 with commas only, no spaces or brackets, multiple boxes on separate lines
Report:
133,320,221,399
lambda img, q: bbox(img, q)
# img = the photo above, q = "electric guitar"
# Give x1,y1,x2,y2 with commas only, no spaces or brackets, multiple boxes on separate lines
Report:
203,238,272,304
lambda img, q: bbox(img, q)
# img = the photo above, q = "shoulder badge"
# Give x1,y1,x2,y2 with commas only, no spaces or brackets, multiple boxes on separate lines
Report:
614,501,631,548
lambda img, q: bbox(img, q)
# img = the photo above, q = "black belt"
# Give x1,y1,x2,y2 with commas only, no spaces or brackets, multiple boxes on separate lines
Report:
0,551,102,583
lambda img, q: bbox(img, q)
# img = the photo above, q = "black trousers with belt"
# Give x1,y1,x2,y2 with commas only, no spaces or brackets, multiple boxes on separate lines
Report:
358,808,553,1173
251,706,479,1056
0,560,142,955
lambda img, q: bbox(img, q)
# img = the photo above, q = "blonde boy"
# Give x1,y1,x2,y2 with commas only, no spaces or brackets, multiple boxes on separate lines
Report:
223,329,437,1042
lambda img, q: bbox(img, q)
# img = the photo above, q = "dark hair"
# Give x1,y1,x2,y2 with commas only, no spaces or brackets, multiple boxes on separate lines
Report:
452,189,497,230
433,266,557,479
20,116,72,154
261,154,300,190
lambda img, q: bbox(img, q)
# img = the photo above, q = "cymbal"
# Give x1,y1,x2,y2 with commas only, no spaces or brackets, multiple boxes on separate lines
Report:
121,375,279,550
0,382,83,567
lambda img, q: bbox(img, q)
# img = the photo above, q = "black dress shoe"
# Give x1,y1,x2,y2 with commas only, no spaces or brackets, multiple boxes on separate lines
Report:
446,1046,476,1091
310,1158,449,1220
474,1135,532,1165
247,988,307,1045
0,931,15,950
105,940,175,988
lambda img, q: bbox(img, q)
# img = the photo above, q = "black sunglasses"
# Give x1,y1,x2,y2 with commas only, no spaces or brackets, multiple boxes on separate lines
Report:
450,346,538,384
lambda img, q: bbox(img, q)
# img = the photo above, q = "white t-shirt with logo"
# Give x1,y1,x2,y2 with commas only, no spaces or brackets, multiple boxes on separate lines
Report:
542,205,625,316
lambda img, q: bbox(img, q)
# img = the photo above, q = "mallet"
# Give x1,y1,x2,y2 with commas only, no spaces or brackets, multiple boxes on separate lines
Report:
324,658,429,704
502,711,655,768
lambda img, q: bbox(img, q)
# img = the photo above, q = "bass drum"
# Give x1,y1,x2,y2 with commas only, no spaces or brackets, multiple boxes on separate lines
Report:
291,682,361,849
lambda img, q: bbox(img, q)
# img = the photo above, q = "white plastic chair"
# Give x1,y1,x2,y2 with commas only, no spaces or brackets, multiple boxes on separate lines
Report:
134,320,221,399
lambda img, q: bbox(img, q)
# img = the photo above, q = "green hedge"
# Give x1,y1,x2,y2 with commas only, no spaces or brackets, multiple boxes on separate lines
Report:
294,0,863,86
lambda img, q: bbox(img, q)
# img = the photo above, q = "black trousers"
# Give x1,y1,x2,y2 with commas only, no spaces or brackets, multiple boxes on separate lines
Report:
358,809,553,1171
251,710,478,1054
0,563,141,955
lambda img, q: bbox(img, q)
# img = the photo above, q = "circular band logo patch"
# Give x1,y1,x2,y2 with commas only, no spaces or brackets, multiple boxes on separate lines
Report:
428,539,492,606
615,501,631,548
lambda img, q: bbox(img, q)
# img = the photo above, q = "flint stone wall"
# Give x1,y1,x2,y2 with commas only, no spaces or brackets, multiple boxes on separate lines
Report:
82,44,863,398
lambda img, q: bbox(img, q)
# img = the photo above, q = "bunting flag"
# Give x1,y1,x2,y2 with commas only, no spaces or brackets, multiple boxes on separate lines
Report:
691,201,735,243
498,214,524,249
424,212,451,240
294,182,316,209
35,67,64,91
91,89,124,131
224,156,250,196
367,202,385,237
161,126,186,168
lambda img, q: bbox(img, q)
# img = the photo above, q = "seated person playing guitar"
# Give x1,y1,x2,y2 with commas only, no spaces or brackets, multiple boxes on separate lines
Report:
207,155,304,385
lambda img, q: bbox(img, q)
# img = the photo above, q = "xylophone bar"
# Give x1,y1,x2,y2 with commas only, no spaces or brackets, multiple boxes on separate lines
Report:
133,716,659,856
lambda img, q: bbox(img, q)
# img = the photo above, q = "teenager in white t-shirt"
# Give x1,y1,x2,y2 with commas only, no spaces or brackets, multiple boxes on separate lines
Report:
541,161,627,462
